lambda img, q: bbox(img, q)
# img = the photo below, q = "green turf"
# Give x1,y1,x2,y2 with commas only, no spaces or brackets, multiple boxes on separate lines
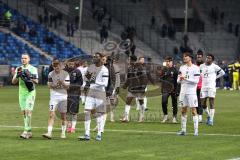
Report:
0,85,240,160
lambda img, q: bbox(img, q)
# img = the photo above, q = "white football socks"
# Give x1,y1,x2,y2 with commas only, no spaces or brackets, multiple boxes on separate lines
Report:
47,126,53,134
181,115,187,132
85,111,91,136
97,114,102,136
209,109,215,122
203,107,210,117
143,97,147,109
71,114,77,129
61,124,66,134
102,114,107,132
139,104,145,121
193,115,199,134
124,105,131,120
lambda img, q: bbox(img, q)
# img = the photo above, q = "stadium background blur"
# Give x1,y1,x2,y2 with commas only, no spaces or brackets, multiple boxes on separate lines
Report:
0,0,240,86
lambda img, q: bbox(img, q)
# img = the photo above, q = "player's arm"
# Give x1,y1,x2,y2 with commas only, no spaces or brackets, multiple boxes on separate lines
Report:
177,67,183,83
31,68,39,84
47,73,58,89
12,67,20,84
47,79,56,89
61,73,70,90
12,74,19,84
77,70,83,87
216,65,225,79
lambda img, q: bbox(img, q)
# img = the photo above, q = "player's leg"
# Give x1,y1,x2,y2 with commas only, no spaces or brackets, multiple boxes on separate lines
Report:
110,95,118,122
95,98,107,141
143,96,148,111
19,94,32,139
71,114,78,132
121,94,134,122
94,96,109,132
177,107,187,135
20,110,29,139
24,110,33,138
188,94,199,136
59,100,67,138
236,73,240,90
69,96,80,133
200,90,210,119
42,98,58,139
60,112,67,138
135,97,140,111
233,72,238,90
79,95,95,140
171,93,178,123
25,92,35,135
42,111,55,139
208,97,215,126
138,97,145,122
191,107,199,136
177,94,187,135
161,93,169,123
196,89,203,122
78,109,91,140
66,97,72,133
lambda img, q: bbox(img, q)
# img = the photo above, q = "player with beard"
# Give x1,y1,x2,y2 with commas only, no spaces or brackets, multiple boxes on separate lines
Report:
78,52,109,141
78,60,88,105
120,55,154,122
195,50,204,122
65,59,83,133
93,54,121,132
200,54,225,125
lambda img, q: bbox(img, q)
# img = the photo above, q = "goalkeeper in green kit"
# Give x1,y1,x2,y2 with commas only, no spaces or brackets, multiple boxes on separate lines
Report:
12,53,38,139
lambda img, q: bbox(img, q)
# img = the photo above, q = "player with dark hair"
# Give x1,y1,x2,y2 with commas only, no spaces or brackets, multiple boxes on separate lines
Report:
12,53,38,139
120,55,154,122
79,52,109,141
160,56,178,123
135,57,148,111
195,50,204,122
65,59,83,133
200,53,225,126
93,54,121,132
177,52,200,136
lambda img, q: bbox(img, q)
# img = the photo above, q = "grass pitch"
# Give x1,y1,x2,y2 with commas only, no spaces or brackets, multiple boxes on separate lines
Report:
0,86,240,160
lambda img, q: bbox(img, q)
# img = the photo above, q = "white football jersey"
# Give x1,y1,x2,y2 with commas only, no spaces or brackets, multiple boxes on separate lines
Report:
178,64,200,95
48,70,70,97
86,64,109,92
200,63,225,91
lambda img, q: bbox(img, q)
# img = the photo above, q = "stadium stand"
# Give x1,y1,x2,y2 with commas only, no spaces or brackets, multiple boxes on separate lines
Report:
0,1,87,65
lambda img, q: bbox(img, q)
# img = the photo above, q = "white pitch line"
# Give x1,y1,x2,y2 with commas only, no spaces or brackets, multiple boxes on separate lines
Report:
0,125,240,137
227,158,240,160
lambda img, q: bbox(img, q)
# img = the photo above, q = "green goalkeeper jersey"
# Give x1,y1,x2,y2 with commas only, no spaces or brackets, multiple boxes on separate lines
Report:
15,64,38,95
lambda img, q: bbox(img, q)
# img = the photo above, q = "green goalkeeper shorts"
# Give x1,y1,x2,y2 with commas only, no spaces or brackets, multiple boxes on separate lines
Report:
19,91,36,111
